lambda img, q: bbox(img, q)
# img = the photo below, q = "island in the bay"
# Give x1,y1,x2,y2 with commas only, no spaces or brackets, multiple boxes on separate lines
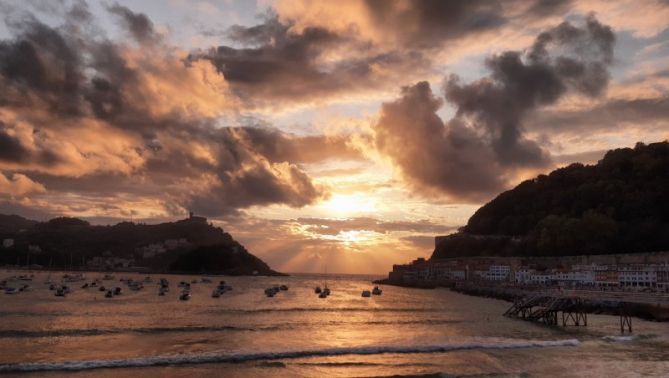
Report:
0,212,283,276
380,141,669,320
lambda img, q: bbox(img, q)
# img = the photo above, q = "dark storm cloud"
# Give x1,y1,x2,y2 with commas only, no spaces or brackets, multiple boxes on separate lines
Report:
445,16,614,166
192,0,572,105
0,15,83,115
107,3,156,43
374,17,616,202
0,125,30,163
191,15,430,105
0,122,60,166
374,81,508,202
0,3,358,217
363,0,508,48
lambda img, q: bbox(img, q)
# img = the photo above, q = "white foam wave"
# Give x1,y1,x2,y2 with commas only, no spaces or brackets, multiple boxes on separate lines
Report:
601,335,637,342
0,338,579,373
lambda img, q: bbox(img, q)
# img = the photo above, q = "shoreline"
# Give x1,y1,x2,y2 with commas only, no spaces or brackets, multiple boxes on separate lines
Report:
1,266,288,277
375,279,669,322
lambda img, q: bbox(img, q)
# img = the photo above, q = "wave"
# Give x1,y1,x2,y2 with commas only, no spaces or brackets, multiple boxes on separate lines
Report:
0,326,266,338
0,319,460,339
206,307,445,314
601,335,637,342
0,339,580,373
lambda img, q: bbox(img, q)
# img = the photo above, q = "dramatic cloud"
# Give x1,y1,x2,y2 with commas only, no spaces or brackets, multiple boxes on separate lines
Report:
276,0,570,49
191,14,431,106
190,0,578,107
0,3,359,217
107,3,157,43
374,17,616,202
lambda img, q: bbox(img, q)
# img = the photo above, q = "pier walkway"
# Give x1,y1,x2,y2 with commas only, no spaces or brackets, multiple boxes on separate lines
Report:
503,290,669,333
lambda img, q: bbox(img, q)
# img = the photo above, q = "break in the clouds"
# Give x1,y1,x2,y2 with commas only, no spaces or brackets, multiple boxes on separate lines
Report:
374,16,616,202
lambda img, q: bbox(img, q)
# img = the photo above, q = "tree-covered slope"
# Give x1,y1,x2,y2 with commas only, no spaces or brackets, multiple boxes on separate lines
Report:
433,141,669,259
0,215,282,275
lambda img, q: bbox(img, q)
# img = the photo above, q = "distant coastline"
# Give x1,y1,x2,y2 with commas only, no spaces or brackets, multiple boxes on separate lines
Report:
0,213,284,276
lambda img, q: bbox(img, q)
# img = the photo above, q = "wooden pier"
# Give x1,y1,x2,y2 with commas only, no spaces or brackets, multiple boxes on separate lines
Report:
504,293,634,333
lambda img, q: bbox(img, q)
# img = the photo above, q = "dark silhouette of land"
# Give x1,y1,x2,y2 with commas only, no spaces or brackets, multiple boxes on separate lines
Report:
0,214,283,275
434,141,669,259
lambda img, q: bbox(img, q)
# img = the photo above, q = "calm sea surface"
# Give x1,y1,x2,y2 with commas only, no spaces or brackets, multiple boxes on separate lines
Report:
0,270,668,377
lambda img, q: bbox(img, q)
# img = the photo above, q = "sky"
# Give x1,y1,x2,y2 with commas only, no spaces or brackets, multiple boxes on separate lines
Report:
0,0,668,274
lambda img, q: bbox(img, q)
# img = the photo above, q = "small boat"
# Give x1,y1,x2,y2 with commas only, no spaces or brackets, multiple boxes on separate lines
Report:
55,288,66,297
105,290,113,298
279,285,288,291
179,291,191,301
361,290,371,297
216,283,232,293
318,291,328,298
114,287,122,295
4,287,19,295
323,287,331,296
314,286,322,294
99,286,106,292
61,285,71,294
159,287,167,296
212,290,221,298
81,283,89,289
265,287,279,297
372,286,382,295
49,283,56,291
19,284,30,292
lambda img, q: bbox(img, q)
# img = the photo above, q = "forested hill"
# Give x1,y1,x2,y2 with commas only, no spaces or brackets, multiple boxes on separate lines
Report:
432,141,669,259
0,215,283,275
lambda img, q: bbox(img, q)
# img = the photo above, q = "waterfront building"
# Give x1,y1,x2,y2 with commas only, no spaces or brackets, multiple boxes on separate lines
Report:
618,266,657,287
